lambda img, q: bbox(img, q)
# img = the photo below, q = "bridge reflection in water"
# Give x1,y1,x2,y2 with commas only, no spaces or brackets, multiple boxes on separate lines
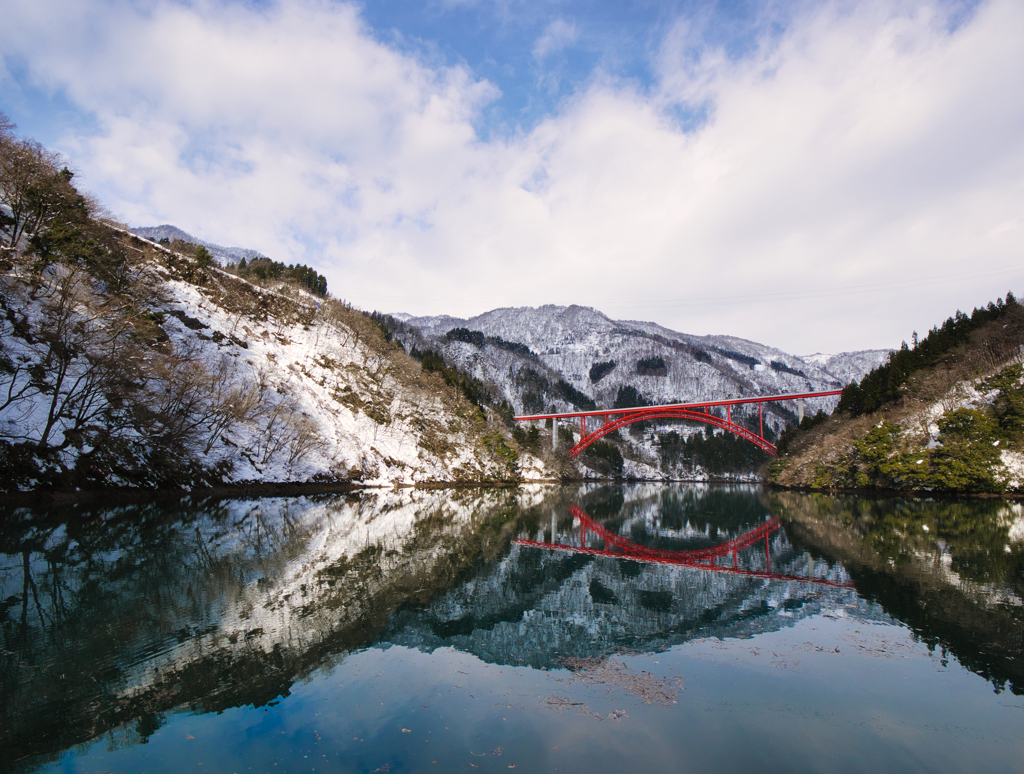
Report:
514,505,854,589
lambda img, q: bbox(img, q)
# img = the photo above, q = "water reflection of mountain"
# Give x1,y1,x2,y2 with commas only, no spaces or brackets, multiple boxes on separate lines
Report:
4,485,1023,770
381,491,876,668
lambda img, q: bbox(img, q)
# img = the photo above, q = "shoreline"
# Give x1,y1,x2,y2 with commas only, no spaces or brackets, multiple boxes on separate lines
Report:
8,476,1019,510
0,474,765,507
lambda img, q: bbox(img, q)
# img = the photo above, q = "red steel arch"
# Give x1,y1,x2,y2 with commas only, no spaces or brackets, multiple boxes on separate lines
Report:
569,407,776,456
513,389,843,457
513,506,854,588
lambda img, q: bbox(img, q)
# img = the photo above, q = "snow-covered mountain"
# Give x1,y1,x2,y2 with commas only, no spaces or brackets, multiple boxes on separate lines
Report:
389,305,890,440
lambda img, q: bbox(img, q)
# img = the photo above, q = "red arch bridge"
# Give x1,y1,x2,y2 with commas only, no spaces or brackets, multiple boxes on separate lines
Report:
513,389,843,457
514,506,853,588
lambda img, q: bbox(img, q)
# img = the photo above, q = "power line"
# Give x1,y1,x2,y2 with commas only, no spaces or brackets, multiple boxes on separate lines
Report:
350,262,1022,309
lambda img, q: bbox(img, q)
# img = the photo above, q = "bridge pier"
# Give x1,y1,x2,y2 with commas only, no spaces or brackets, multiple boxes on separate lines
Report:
551,418,558,451
797,397,804,423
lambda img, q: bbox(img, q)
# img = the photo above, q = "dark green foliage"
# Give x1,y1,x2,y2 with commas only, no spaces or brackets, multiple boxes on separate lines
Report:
522,391,545,415
487,335,534,357
770,360,806,377
17,172,144,295
555,380,596,411
194,245,214,267
691,348,712,364
659,426,771,475
29,215,102,265
837,293,1019,416
636,356,667,376
443,328,535,358
22,167,95,263
580,440,623,476
513,367,594,411
929,409,1003,492
481,430,519,472
419,349,492,408
446,327,485,347
514,368,550,414
236,256,327,295
493,399,516,428
512,424,541,454
800,362,1024,492
1,128,90,253
589,361,616,382
614,386,652,438
713,348,759,369
613,385,649,409
981,364,1024,440
776,410,828,454
812,409,1007,493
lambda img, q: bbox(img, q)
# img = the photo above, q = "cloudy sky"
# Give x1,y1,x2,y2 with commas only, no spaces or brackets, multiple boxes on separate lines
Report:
2,0,1022,354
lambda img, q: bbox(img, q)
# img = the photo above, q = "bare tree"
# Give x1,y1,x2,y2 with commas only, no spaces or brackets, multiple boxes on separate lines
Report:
30,266,139,449
0,137,84,254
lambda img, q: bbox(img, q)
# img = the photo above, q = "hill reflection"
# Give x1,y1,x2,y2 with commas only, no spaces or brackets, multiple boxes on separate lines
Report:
2,484,1022,770
381,487,868,668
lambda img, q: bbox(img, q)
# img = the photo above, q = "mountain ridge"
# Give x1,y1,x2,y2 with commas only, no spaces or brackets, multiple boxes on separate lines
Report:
129,224,272,265
381,304,891,479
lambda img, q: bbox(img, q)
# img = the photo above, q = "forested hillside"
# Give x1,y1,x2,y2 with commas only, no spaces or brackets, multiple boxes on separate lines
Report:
770,295,1024,493
0,114,549,491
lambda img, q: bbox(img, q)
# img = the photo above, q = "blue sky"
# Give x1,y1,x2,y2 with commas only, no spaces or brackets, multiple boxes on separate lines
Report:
358,0,771,137
2,0,1021,353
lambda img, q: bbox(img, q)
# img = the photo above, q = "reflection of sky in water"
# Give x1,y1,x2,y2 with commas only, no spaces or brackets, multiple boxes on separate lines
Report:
2,484,1023,773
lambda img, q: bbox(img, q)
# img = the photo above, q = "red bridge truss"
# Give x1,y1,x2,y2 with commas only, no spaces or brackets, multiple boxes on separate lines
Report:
513,389,843,457
514,506,853,588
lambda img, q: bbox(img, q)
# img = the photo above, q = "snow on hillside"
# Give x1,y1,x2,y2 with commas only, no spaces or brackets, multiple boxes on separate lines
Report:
392,304,891,433
802,350,893,386
0,231,550,490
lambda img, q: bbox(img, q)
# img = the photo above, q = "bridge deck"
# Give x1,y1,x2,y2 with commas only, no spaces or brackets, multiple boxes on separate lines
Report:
513,389,843,422
512,388,844,457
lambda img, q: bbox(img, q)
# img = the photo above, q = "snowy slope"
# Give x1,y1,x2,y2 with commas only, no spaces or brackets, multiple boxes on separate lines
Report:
0,230,550,490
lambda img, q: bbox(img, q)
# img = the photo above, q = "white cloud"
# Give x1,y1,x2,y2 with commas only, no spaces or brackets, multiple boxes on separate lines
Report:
533,19,579,62
2,0,1023,353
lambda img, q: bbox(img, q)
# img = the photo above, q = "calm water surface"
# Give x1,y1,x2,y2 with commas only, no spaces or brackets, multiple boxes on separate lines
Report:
2,484,1023,773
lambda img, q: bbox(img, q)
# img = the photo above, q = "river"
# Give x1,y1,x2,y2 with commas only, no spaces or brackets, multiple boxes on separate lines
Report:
2,484,1022,772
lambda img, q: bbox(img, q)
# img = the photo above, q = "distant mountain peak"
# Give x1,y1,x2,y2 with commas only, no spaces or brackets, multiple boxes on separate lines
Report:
390,304,893,432
129,224,271,265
